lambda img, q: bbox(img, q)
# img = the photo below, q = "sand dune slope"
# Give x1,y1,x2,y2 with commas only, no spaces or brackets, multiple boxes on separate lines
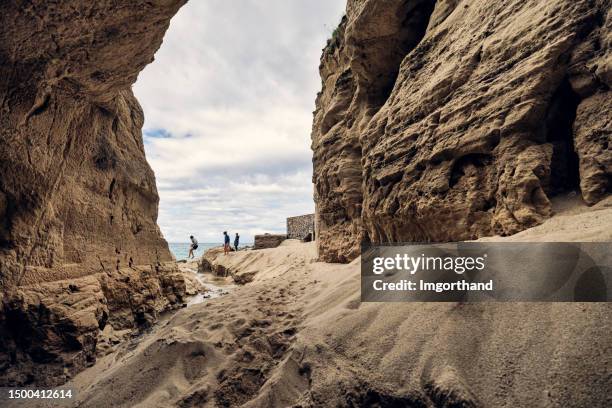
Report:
57,202,612,407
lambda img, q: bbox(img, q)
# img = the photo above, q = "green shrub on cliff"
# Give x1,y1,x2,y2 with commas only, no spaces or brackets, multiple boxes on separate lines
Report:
326,14,346,53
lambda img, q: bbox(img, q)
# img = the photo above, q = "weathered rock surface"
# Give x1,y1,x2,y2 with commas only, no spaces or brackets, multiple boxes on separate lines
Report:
0,263,189,386
200,246,260,284
312,0,611,262
199,247,229,275
254,234,288,250
0,0,187,385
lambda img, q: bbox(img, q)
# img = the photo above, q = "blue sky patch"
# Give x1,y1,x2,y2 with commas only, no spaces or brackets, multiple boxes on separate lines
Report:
144,128,173,139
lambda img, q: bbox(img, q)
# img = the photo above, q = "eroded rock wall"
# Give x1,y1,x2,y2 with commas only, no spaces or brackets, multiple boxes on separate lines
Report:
0,0,188,385
313,0,611,261
0,263,189,386
0,0,188,289
313,0,437,261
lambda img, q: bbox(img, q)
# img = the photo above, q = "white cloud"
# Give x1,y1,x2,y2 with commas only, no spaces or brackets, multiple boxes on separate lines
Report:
133,0,345,243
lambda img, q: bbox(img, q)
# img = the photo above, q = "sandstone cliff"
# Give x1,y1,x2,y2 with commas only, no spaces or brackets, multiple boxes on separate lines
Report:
0,0,188,385
312,0,611,262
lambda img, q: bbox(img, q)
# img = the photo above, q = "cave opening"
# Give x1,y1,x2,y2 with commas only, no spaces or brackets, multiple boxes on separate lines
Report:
365,0,436,107
544,77,581,196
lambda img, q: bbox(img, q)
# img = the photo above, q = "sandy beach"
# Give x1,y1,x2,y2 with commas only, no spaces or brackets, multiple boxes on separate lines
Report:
19,197,608,408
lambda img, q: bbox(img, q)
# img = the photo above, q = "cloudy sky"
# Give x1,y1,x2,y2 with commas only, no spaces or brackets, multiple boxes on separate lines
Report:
134,0,346,243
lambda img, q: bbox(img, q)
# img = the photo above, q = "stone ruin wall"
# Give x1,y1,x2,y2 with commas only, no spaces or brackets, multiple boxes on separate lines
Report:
287,213,315,240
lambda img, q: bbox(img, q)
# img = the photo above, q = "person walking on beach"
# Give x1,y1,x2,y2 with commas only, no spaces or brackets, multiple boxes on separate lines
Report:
223,231,230,255
234,233,240,252
188,235,198,259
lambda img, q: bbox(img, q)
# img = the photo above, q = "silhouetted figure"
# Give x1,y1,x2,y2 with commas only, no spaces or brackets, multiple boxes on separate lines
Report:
188,235,198,259
223,231,230,255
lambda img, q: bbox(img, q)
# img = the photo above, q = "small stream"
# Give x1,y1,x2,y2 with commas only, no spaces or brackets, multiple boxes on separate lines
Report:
182,262,235,306
119,263,235,352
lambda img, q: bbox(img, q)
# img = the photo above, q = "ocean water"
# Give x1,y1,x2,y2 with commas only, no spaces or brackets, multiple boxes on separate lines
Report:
168,242,253,260
168,242,218,260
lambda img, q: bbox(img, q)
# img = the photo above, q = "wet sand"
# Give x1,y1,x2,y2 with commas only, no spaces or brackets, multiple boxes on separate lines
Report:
178,261,235,306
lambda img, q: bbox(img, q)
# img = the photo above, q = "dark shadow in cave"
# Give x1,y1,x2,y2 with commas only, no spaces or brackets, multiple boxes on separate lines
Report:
544,77,581,196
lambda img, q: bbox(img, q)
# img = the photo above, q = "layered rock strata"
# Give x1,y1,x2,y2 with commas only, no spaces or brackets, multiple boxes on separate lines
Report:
0,264,188,386
312,0,611,262
0,0,187,385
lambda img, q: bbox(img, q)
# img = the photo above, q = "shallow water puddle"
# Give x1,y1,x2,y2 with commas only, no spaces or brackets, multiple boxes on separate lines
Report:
182,263,235,306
